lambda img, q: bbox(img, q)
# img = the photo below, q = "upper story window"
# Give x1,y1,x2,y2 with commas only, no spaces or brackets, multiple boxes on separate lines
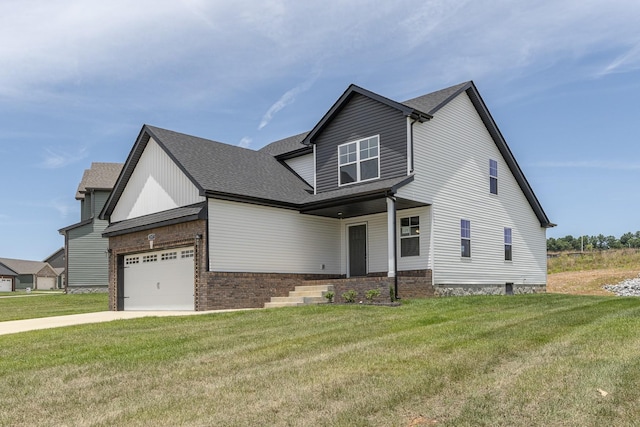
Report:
338,135,380,186
461,219,471,258
490,159,498,195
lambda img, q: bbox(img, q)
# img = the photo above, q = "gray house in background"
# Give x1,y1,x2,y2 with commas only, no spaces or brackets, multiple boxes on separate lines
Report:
0,263,18,292
59,162,123,293
0,258,58,290
44,247,65,289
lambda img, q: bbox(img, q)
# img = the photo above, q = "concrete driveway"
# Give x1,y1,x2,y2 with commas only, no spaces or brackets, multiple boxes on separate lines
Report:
0,309,256,336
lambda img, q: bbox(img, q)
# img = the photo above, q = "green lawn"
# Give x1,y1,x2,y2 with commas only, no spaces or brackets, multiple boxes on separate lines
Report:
1,295,639,426
0,293,108,321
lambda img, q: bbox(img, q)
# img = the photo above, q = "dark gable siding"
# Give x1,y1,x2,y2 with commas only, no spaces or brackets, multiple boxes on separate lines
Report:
315,93,408,193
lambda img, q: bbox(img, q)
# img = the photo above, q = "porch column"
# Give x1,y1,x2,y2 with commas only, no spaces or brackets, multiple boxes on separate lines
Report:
386,196,396,278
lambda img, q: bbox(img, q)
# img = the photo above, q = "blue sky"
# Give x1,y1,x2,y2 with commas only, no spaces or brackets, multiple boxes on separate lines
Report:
1,0,639,260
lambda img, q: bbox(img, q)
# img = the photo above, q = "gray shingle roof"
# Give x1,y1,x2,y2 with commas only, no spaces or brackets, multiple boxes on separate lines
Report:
402,81,471,115
0,263,17,276
145,126,313,205
259,132,310,157
76,162,123,200
102,81,552,227
0,258,51,275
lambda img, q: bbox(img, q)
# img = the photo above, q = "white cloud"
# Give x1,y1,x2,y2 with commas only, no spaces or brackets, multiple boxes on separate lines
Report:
596,42,640,77
1,0,640,103
238,137,252,148
39,147,88,169
258,72,320,130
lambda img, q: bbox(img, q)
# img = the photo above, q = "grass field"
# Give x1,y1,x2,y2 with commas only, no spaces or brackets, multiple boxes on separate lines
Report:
0,292,108,322
1,295,639,426
547,249,640,295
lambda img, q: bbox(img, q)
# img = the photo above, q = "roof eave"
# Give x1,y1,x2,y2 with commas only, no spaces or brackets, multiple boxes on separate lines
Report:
463,82,553,228
302,84,430,146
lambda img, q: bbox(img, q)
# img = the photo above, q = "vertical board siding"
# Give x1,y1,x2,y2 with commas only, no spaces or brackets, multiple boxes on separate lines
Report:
112,138,204,222
397,92,547,286
315,93,407,193
284,154,314,186
340,207,431,274
208,199,341,274
67,220,109,286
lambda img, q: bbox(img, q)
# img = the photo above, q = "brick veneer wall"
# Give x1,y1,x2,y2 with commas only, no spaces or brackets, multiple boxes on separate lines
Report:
198,272,342,310
107,219,435,311
308,269,434,303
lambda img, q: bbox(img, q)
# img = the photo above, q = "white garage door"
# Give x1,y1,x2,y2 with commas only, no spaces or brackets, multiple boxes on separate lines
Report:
0,278,12,292
124,247,195,310
36,277,55,290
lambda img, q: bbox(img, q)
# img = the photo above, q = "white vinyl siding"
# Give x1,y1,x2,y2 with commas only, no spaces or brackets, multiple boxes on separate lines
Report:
396,91,547,286
284,154,314,186
340,207,431,274
208,199,341,274
111,138,204,222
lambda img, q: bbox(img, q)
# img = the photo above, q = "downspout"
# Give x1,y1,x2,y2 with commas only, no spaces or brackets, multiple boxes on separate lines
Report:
407,117,418,174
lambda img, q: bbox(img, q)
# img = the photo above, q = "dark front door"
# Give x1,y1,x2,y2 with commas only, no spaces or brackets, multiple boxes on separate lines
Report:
348,224,367,277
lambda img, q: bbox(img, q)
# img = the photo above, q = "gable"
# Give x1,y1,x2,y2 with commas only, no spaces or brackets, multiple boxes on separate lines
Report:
314,93,409,193
110,138,204,222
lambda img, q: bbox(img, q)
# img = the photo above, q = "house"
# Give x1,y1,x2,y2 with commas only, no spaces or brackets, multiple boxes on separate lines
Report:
0,263,18,292
43,247,65,289
0,258,59,290
100,81,554,311
59,162,123,293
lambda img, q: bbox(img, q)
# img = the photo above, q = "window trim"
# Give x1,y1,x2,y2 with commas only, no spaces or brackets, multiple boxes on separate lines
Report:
461,219,471,258
400,216,420,257
504,227,512,261
337,135,381,186
490,159,498,195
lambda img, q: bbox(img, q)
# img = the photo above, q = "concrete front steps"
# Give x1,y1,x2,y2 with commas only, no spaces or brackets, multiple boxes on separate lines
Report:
264,284,334,308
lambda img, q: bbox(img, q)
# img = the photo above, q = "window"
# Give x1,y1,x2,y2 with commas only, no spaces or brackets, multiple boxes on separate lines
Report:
504,227,512,261
161,252,177,261
461,219,471,258
400,216,420,257
125,256,139,265
338,136,380,185
490,159,498,194
142,254,157,263
181,249,194,259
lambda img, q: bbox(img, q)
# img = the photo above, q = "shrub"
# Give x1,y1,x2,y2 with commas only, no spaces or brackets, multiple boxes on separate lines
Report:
324,291,335,303
342,290,357,303
365,289,381,302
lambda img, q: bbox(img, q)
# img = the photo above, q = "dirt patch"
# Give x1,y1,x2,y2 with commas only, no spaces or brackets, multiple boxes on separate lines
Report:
547,269,640,296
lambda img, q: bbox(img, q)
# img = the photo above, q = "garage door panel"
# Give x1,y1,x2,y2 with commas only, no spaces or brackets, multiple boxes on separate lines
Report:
36,277,55,290
0,278,12,292
123,248,194,310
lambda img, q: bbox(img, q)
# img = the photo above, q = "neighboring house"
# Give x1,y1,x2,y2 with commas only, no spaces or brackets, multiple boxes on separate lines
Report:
0,263,18,292
0,258,58,290
100,81,554,311
59,163,123,293
44,247,65,289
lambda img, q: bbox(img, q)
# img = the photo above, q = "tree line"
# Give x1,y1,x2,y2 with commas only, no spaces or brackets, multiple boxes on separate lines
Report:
548,232,640,252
